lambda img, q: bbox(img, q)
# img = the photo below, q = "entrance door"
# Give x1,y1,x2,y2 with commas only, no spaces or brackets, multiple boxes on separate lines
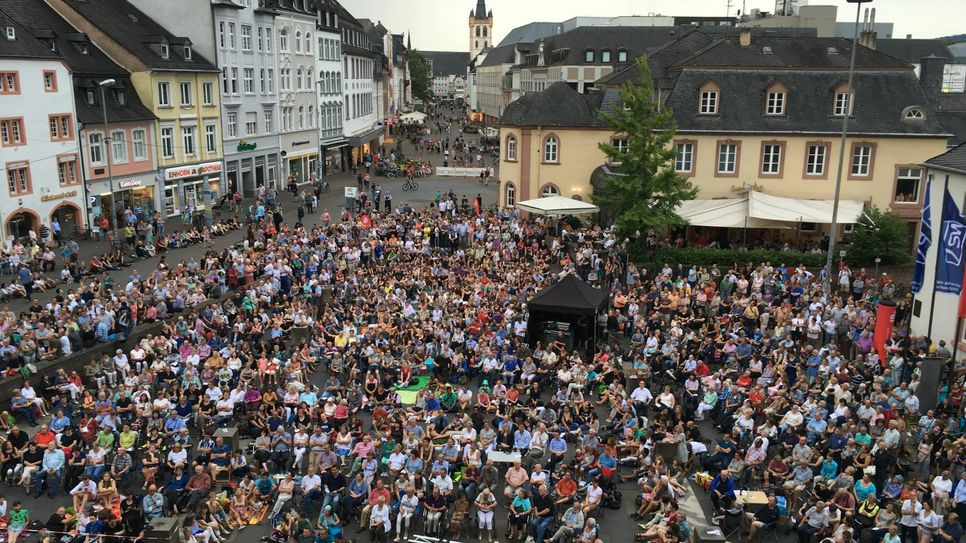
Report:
6,212,36,241
164,187,178,216
53,206,79,239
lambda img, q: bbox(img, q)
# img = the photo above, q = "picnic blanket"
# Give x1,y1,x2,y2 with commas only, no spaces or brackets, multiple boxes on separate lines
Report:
395,375,432,404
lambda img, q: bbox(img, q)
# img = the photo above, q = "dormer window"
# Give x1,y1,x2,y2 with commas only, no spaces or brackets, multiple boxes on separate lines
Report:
765,83,787,115
601,50,611,62
584,49,594,63
183,45,192,60
833,84,853,116
618,49,628,62
903,106,925,121
86,89,95,105
46,40,56,52
116,89,127,105
78,42,88,55
5,27,15,41
699,81,719,115
160,42,170,59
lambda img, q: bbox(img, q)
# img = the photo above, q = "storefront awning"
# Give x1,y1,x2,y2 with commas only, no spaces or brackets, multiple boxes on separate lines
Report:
676,191,866,228
347,126,384,147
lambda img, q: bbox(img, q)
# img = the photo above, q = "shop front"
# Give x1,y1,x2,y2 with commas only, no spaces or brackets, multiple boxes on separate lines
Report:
283,147,319,189
224,138,281,198
162,161,225,217
321,138,347,176
88,174,159,227
346,126,384,170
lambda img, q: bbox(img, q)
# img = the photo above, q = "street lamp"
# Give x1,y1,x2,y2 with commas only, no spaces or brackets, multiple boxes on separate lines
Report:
98,78,119,247
824,0,873,293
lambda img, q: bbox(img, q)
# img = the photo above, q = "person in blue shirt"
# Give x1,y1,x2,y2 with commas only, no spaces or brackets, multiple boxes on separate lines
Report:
547,433,568,473
513,425,532,453
163,415,187,438
709,470,736,514
805,413,829,445
814,457,838,486
588,452,618,481
36,442,65,498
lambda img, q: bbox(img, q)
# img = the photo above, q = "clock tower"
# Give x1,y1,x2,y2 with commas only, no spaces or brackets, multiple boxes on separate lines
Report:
468,0,493,59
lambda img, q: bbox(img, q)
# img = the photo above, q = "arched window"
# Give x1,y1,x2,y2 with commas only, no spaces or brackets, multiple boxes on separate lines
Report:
280,28,288,51
483,27,488,37
295,31,302,53
305,32,312,54
543,135,559,163
505,135,517,161
296,67,304,90
540,185,559,198
307,68,313,89
903,106,925,121
475,26,481,37
505,183,516,207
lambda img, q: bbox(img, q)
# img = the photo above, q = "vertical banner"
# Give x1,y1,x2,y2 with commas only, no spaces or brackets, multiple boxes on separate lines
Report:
874,300,897,366
937,187,966,293
911,177,932,293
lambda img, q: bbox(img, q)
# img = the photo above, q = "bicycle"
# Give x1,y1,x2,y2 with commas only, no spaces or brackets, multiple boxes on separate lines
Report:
402,179,418,191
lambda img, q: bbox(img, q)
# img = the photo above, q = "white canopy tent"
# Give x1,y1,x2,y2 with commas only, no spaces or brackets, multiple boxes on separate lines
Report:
515,196,600,217
676,191,865,227
398,111,428,124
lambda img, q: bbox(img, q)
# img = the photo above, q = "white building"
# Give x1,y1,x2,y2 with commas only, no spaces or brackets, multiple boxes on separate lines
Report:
275,0,320,187
0,15,87,244
338,4,380,165
911,143,966,350
316,0,345,176
212,1,281,197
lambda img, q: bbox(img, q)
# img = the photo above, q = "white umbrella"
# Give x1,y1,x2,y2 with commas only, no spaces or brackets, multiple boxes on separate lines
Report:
515,196,599,217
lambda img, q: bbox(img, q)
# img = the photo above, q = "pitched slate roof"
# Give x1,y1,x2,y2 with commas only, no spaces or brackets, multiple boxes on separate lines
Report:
925,142,966,174
1,0,154,125
594,29,715,87
875,39,954,64
61,0,217,72
496,22,561,48
532,26,683,67
501,81,608,127
667,69,947,136
0,4,59,59
420,51,470,77
478,43,518,68
471,0,490,20
675,36,910,70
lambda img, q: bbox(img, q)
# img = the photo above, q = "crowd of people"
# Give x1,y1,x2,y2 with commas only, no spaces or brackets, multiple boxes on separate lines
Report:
0,166,961,543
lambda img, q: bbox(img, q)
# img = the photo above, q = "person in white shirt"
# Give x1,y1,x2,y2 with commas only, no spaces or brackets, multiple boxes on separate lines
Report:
20,383,46,417
584,480,603,513
299,466,322,514
369,496,392,543
395,489,419,541
71,474,97,511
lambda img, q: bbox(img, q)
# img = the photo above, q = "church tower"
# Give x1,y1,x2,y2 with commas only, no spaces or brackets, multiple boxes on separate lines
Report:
468,0,493,60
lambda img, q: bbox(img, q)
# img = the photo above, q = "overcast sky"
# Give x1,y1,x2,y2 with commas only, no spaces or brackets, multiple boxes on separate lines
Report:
350,0,963,51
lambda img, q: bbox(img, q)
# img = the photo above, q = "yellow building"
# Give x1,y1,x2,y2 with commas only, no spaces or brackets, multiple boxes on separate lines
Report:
47,0,225,217
499,34,950,247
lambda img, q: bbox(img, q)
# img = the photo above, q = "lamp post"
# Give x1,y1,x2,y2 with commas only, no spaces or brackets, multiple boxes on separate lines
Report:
824,0,872,293
98,78,119,247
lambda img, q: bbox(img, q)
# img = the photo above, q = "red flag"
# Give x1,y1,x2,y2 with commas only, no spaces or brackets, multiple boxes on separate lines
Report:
873,300,897,366
959,265,966,318
360,214,372,228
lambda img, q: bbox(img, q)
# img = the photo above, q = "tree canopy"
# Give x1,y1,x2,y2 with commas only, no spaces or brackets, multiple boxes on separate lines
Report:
408,51,433,102
592,57,697,238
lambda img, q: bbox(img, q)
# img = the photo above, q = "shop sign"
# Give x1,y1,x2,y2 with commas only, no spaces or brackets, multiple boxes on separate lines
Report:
237,140,257,151
292,140,310,147
118,179,143,189
41,190,78,202
165,161,223,181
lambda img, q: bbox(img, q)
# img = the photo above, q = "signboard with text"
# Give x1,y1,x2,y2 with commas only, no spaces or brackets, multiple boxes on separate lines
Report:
164,161,223,182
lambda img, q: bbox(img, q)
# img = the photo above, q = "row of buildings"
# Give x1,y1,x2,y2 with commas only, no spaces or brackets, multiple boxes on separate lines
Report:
0,0,409,243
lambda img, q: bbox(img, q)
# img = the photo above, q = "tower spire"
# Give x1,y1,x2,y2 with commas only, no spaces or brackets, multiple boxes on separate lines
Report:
474,0,487,19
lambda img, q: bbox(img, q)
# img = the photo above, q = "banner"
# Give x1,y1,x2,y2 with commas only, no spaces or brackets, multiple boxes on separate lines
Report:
936,187,966,294
435,167,485,177
873,300,897,365
959,264,966,318
911,177,932,293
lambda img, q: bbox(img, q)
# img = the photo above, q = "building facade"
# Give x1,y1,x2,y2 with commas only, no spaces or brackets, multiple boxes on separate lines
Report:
48,0,225,218
500,35,950,249
338,5,381,167
909,143,966,350
0,9,87,243
316,0,346,176
213,1,281,197
274,0,320,187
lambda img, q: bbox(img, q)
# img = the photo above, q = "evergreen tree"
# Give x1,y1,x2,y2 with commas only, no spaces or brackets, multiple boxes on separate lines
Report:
593,57,697,238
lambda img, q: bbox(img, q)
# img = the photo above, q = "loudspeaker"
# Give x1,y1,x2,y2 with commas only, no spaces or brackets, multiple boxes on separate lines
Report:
917,356,945,412
213,426,240,452
145,516,183,543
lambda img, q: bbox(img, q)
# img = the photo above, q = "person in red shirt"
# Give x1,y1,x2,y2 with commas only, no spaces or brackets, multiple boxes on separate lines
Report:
32,425,56,448
359,479,392,531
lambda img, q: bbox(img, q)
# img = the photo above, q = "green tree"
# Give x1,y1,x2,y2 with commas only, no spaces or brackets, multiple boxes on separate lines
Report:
592,57,697,238
844,207,913,266
408,50,432,102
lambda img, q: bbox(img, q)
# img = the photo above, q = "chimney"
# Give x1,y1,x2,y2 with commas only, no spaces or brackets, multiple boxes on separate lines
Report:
919,55,946,98
858,8,877,50
739,28,752,46
906,34,912,39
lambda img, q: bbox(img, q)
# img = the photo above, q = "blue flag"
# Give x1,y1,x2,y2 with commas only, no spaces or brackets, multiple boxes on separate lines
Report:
911,178,932,293
936,187,966,294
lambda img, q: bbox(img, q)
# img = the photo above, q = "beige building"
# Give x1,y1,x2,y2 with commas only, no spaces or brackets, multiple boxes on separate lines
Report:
499,34,949,247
